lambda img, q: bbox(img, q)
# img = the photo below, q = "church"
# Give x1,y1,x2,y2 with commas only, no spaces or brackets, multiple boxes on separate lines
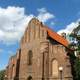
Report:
5,18,73,80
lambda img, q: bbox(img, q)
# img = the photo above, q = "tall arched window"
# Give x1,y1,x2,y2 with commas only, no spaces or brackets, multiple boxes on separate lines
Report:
27,50,33,65
52,59,59,77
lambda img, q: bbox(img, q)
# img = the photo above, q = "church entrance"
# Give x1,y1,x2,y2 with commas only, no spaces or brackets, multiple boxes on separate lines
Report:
27,76,32,80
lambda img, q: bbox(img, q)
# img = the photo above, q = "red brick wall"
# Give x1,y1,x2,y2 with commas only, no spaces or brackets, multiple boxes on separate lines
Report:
6,18,73,80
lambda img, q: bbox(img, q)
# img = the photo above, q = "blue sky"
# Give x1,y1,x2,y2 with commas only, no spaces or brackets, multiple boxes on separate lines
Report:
0,0,80,70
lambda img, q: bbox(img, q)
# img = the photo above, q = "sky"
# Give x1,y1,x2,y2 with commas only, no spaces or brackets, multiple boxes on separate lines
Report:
0,0,80,70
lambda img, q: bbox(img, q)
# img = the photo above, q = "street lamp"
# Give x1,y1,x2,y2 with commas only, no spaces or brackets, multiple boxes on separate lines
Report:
5,75,7,80
59,67,63,80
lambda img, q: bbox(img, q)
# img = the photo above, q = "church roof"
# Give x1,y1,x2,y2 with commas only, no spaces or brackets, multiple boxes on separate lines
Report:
44,26,69,47
29,18,69,47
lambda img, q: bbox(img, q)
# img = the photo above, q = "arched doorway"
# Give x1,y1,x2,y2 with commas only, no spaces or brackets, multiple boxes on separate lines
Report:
27,76,32,80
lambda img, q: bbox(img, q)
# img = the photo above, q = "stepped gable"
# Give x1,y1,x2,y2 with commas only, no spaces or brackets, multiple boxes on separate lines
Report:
21,18,69,47
30,18,68,47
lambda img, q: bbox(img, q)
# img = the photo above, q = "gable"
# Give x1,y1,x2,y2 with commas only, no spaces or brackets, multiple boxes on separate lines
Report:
21,18,68,47
20,18,47,45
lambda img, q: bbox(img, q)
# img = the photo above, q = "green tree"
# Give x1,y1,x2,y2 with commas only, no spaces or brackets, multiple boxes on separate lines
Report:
69,22,80,80
0,70,5,80
74,58,80,80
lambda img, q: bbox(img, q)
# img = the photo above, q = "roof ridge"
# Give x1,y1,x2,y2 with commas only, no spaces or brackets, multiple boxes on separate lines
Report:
44,25,69,47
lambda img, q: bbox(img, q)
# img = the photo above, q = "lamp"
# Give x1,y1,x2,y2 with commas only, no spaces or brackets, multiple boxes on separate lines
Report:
59,66,63,80
59,67,63,71
5,75,7,80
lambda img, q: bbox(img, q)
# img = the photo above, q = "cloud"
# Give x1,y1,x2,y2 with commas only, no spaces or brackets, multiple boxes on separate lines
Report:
0,7,55,45
57,19,80,35
37,8,55,23
0,6,35,45
0,49,3,53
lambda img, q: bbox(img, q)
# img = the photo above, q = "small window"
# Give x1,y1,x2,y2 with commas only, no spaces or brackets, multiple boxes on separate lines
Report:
27,50,33,65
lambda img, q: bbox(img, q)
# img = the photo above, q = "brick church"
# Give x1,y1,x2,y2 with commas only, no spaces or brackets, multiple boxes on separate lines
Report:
5,18,73,80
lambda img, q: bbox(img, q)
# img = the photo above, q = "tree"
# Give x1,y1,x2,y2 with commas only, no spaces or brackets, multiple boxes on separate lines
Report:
0,70,5,80
69,22,80,80
74,58,80,80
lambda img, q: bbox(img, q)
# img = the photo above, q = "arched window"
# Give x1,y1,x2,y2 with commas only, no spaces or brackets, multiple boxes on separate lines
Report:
27,50,33,65
27,76,32,80
52,59,59,77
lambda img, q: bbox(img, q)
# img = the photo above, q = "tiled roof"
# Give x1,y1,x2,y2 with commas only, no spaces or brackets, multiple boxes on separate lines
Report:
29,18,69,47
45,26,69,47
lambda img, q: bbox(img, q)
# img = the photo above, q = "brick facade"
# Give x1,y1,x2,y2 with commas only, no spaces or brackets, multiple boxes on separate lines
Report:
5,55,17,80
5,18,73,80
